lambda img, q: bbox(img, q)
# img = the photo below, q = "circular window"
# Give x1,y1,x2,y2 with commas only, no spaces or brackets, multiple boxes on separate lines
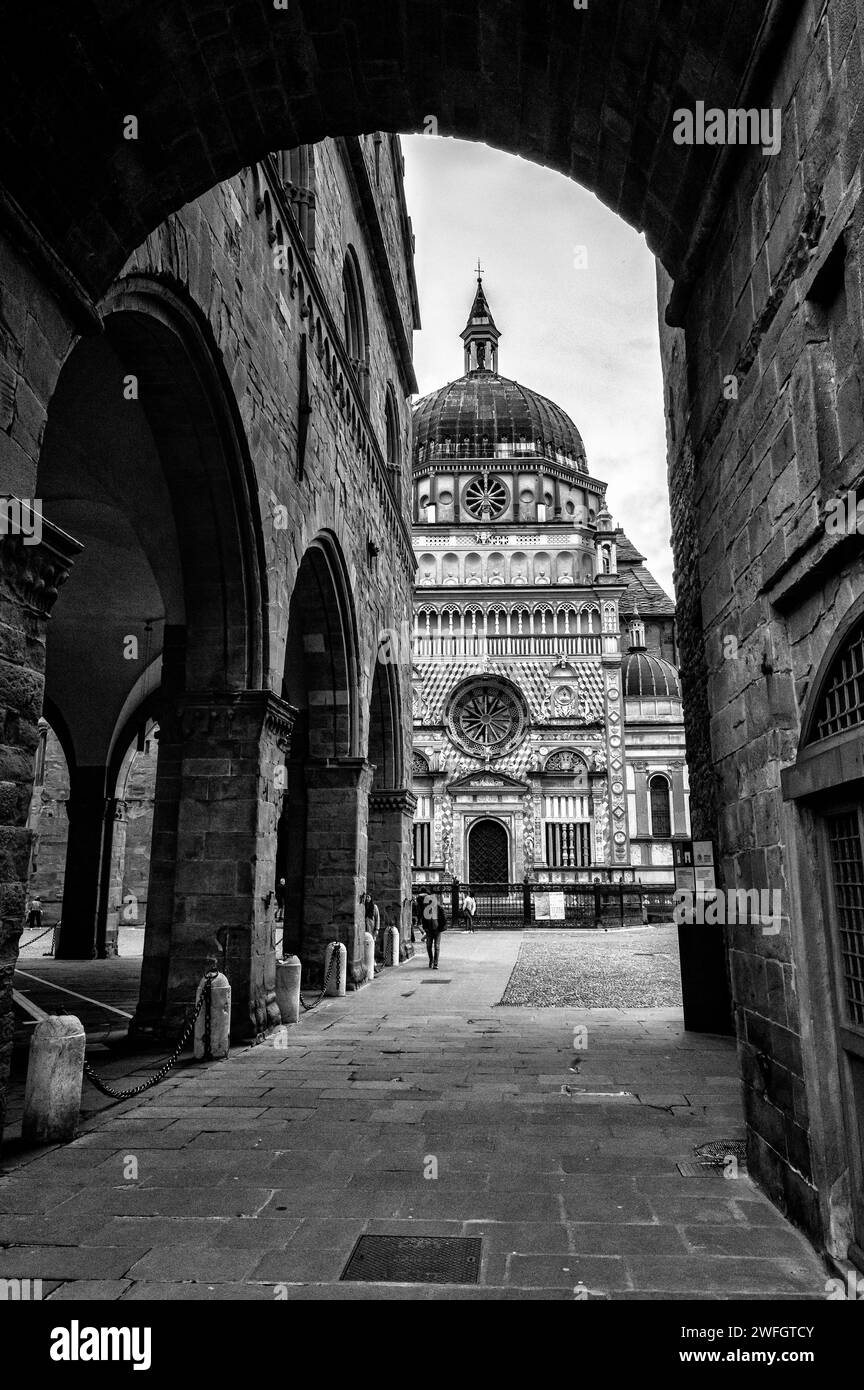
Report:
445,678,527,759
464,475,509,521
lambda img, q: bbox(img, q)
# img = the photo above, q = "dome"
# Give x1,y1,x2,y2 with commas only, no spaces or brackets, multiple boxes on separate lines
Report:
412,276,587,471
413,372,587,471
622,651,682,700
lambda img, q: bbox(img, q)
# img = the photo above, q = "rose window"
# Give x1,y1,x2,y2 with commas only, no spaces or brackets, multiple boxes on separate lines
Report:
464,475,508,521
446,678,527,759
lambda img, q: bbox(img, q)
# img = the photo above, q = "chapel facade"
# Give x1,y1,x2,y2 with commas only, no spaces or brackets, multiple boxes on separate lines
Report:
410,280,689,888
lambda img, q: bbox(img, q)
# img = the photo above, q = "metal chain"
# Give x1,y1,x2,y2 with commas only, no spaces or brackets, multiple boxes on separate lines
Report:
204,975,213,1062
299,945,346,1013
20,923,55,948
82,973,218,1101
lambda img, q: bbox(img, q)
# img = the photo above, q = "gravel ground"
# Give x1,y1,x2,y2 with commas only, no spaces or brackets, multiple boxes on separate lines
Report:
499,925,683,1007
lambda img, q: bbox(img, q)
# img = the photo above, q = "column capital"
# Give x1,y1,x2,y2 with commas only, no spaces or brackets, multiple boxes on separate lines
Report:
0,508,82,618
369,788,418,815
304,757,375,792
157,691,297,749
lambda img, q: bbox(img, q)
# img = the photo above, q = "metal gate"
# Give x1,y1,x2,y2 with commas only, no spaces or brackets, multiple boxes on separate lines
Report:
413,880,673,930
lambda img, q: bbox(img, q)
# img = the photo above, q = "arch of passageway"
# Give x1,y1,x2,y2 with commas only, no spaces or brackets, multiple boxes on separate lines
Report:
279,534,369,979
1,0,780,313
37,277,281,1032
366,657,414,940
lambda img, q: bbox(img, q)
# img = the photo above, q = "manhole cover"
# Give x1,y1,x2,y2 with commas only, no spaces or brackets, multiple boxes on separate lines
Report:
341,1235,481,1284
676,1161,730,1178
694,1140,747,1164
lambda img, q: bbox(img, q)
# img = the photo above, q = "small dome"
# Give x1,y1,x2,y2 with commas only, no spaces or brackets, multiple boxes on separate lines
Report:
622,651,682,699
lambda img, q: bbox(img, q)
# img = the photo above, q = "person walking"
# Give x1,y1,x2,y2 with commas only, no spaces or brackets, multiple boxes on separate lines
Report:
27,897,43,933
423,894,447,970
462,890,477,934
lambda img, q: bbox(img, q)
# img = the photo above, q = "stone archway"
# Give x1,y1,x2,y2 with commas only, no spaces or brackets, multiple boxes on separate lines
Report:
0,1,776,323
366,655,414,943
0,0,860,1255
36,278,280,1035
279,534,369,979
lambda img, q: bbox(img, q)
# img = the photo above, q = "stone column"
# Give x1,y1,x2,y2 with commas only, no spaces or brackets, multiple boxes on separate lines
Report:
0,514,81,1147
303,759,374,976
133,690,295,1038
54,766,109,959
99,798,127,959
367,789,417,940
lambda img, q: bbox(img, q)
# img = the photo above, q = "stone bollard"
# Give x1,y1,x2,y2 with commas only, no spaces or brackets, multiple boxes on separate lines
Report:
276,955,302,1025
385,926,401,968
23,1015,85,1144
324,942,347,997
364,930,375,984
194,971,231,1060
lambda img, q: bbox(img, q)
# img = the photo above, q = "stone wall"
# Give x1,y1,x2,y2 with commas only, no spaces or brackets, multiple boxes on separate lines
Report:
658,0,864,1248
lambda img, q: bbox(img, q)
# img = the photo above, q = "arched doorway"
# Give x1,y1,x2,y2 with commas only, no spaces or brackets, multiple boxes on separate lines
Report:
468,819,510,885
783,605,864,1270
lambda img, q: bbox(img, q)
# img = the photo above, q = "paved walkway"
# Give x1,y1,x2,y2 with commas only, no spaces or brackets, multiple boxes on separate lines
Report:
0,932,827,1299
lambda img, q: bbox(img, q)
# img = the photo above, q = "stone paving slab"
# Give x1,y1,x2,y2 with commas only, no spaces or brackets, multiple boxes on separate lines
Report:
0,931,829,1300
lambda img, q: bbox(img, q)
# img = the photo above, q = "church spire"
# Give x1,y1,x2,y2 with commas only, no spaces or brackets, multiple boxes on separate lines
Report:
461,265,501,374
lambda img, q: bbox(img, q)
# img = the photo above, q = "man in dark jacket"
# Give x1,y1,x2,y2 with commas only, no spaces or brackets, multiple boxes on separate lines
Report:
421,894,447,970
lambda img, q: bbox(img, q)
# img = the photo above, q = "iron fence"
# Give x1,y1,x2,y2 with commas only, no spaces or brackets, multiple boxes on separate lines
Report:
412,880,676,930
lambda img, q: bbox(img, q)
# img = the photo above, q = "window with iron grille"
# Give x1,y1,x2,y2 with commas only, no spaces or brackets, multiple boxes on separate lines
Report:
650,775,672,838
545,822,592,869
826,812,864,1030
813,622,864,741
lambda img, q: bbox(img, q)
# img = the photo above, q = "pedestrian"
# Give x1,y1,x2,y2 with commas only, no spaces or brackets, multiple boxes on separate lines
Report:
462,889,477,933
423,894,447,970
363,892,381,951
407,895,418,944
27,897,43,933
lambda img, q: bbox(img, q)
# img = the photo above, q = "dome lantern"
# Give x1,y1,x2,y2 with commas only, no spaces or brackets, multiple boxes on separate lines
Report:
627,609,647,652
460,265,501,375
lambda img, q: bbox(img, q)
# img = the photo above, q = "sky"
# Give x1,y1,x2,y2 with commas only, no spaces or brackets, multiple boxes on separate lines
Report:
401,134,675,598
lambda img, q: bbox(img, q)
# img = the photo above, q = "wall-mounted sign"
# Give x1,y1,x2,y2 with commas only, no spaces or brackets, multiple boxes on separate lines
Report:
535,892,566,922
693,840,716,892
673,839,695,892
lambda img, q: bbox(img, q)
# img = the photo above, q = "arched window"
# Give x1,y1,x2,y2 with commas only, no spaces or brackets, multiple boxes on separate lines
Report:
810,618,864,741
343,248,369,400
650,775,672,838
273,147,316,248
